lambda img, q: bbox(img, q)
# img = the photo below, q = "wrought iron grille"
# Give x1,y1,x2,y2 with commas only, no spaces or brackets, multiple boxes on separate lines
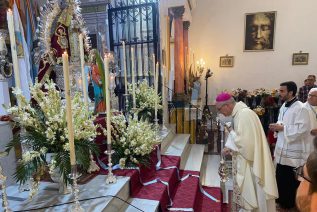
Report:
108,0,160,110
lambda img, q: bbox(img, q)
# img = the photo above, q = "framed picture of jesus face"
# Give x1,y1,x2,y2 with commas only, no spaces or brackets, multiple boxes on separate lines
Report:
244,11,276,51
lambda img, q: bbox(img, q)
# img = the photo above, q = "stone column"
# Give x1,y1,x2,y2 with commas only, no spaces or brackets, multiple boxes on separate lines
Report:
170,7,185,133
183,21,190,94
171,6,185,99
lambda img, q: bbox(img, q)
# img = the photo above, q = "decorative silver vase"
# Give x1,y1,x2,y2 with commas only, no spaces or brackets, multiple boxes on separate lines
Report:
47,153,71,195
49,167,71,195
218,159,229,183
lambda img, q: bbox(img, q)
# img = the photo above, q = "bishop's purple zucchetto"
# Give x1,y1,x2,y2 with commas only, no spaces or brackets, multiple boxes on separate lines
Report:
216,92,232,102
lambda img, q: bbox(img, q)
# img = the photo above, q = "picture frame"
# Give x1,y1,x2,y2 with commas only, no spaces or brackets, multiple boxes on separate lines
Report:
244,11,276,51
220,56,234,67
292,52,309,65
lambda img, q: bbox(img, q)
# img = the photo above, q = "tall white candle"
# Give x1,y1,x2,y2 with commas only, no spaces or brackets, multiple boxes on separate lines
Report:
122,41,128,94
7,9,21,91
62,52,76,166
79,34,88,112
162,65,166,124
104,55,111,145
155,62,159,121
152,54,155,81
131,47,136,108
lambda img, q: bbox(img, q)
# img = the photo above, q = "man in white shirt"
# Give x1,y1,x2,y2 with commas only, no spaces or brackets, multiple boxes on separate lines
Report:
216,92,278,212
269,81,311,210
303,88,317,159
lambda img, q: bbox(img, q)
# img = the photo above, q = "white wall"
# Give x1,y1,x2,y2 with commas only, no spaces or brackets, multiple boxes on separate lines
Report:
189,0,317,104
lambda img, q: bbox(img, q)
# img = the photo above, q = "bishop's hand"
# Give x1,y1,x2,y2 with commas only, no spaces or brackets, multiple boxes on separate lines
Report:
311,128,317,136
224,122,232,132
269,123,284,132
222,147,232,156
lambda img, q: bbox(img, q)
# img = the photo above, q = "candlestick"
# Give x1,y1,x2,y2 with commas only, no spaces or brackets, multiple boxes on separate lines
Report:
0,152,11,212
104,55,116,184
69,165,83,212
122,41,129,117
166,16,170,79
7,9,21,92
131,47,136,108
152,54,155,83
79,34,88,112
104,55,111,145
122,41,128,94
162,65,166,126
62,52,76,166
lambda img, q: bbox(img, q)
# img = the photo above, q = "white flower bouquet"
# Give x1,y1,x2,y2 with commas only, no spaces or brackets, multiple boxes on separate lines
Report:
128,80,162,122
6,80,99,185
106,113,160,168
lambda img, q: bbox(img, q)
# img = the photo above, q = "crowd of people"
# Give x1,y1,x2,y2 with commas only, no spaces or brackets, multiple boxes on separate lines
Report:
216,75,317,212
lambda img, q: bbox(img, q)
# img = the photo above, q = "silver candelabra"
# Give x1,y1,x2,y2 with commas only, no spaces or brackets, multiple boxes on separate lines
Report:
105,144,117,184
69,165,83,212
217,119,229,183
0,151,11,212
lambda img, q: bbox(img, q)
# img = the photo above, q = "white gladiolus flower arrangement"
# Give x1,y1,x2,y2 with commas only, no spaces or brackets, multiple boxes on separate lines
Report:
128,80,162,122
106,112,161,168
6,80,99,187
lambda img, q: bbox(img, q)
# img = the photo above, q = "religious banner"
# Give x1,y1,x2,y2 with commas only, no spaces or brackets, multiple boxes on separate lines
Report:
13,1,32,100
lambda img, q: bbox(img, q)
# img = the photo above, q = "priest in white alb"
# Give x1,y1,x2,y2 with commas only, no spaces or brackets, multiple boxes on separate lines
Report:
216,92,278,212
304,88,317,157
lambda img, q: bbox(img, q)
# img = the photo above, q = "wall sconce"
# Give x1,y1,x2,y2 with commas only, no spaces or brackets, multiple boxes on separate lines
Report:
193,58,205,78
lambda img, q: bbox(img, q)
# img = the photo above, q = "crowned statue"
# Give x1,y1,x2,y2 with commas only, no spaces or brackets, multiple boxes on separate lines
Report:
36,0,90,94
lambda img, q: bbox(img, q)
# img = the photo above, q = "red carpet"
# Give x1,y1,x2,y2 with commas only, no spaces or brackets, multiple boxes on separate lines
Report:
94,115,225,211
169,170,200,210
97,150,224,211
195,186,222,212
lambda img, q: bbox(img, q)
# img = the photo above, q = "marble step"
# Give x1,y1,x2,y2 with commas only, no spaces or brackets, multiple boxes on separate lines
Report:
119,198,159,212
1,175,131,211
184,144,205,172
162,134,191,170
163,123,176,134
159,125,176,154
200,154,221,187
